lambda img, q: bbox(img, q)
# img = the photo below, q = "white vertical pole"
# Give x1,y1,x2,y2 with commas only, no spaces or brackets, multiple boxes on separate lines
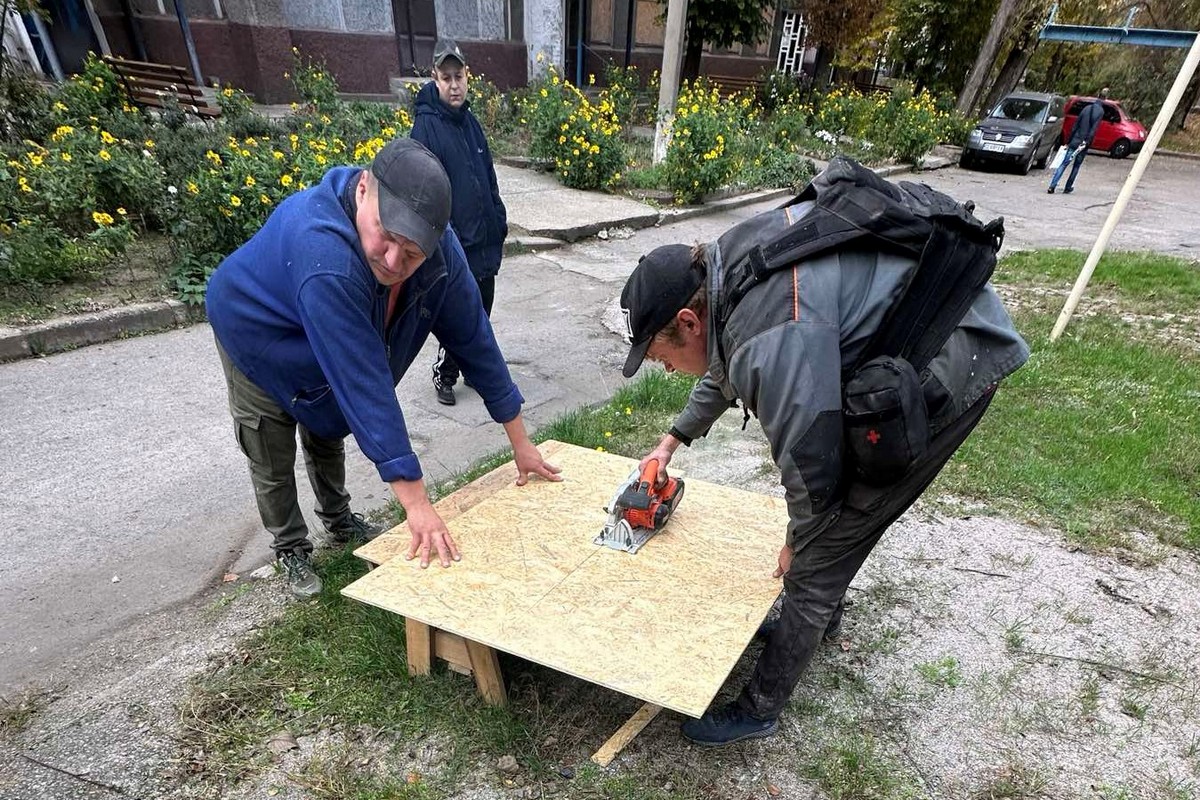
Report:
1050,31,1200,342
652,0,688,164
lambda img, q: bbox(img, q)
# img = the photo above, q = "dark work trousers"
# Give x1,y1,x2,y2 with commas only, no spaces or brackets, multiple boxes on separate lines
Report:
216,338,352,558
738,387,996,719
433,275,495,388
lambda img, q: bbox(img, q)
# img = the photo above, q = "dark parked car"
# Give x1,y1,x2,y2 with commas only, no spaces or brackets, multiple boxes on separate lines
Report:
1062,95,1147,159
961,91,1066,174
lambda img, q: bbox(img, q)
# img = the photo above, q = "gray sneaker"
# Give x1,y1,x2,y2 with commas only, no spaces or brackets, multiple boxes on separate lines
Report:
278,551,322,598
325,512,383,545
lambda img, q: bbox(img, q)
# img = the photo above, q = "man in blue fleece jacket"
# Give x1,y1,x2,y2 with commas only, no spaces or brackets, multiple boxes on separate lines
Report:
411,39,508,407
207,138,560,598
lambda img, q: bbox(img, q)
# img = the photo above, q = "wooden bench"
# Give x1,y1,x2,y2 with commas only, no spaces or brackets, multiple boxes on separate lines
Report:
710,74,764,96
102,56,220,119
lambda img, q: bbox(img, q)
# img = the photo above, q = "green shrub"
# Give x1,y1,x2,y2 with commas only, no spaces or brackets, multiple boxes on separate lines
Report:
288,46,340,114
757,69,811,113
741,147,815,191
0,213,134,294
52,54,126,123
0,62,53,143
214,82,257,120
4,121,165,232
662,79,739,203
468,74,519,137
523,65,624,190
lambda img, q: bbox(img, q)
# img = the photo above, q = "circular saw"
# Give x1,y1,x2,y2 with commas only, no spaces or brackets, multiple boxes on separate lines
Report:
594,459,685,554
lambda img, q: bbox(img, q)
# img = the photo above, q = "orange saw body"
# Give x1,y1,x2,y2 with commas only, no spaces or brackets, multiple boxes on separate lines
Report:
594,459,685,553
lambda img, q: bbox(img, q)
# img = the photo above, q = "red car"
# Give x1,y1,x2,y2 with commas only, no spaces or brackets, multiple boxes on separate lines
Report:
1062,95,1147,159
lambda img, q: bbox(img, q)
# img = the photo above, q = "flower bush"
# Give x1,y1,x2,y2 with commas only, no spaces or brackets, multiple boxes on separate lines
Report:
288,47,340,114
662,79,740,203
522,65,624,190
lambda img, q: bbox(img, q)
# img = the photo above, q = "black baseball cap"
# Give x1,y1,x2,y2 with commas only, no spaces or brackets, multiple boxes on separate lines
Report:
433,39,467,69
620,244,704,378
370,138,451,257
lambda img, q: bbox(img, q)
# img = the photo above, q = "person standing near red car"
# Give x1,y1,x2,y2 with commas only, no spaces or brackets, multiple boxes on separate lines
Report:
1048,89,1108,194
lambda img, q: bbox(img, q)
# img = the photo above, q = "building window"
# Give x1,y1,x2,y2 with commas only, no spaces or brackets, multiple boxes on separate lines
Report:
776,11,805,74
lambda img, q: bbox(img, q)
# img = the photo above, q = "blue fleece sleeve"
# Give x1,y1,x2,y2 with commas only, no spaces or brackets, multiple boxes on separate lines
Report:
432,233,523,421
296,273,423,483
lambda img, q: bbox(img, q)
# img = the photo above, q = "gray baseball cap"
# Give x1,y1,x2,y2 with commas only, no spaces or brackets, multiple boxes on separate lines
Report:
370,138,451,257
433,39,467,69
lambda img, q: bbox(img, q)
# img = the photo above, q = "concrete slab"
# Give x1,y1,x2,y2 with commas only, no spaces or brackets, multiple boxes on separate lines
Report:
405,368,563,428
497,165,661,242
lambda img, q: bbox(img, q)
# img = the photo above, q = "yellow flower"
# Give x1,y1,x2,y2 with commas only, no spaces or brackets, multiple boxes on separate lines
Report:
315,154,327,165
92,211,114,226
260,194,271,205
98,149,112,161
595,446,606,452
624,406,632,415
220,207,232,217
230,194,242,207
273,150,284,160
604,431,612,438
27,154,43,167
205,150,222,165
61,152,72,162
117,207,127,216
144,139,155,148
280,174,293,186
222,87,233,97
18,177,31,193
244,175,256,187
53,101,68,112
321,115,331,124
100,130,116,144
540,88,548,98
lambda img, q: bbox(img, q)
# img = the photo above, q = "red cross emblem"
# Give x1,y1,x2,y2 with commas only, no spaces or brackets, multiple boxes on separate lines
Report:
866,429,881,445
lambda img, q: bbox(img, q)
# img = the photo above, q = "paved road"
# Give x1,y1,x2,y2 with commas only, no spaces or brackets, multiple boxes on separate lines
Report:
4,153,1197,694
918,154,1200,257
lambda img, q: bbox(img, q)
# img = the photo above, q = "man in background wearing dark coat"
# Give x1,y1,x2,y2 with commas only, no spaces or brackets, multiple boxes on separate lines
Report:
1048,88,1109,195
411,39,509,406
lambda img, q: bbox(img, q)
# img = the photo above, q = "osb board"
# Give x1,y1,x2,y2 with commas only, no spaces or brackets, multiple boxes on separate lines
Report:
342,441,786,717
354,440,570,567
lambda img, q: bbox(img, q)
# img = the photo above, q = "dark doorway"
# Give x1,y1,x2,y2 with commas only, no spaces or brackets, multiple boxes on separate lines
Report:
390,0,438,76
29,0,100,76
565,0,588,86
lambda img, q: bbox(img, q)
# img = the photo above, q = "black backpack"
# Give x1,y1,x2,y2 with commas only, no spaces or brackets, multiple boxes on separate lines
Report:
721,157,1005,485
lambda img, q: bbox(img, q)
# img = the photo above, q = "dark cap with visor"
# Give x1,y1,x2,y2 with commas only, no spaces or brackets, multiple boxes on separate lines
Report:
619,244,705,377
370,138,451,257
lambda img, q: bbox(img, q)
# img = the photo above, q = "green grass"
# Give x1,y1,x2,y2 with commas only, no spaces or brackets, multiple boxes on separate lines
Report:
914,657,963,688
996,249,1200,315
934,250,1200,552
0,687,53,738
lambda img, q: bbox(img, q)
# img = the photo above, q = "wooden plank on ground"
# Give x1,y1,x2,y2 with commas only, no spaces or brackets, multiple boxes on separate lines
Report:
353,439,569,567
591,703,662,766
342,441,785,718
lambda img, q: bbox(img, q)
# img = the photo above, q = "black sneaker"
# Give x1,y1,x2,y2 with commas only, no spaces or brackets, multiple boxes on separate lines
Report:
325,512,383,545
278,551,322,598
1047,187,1055,194
436,382,456,406
1063,187,1074,194
681,702,778,746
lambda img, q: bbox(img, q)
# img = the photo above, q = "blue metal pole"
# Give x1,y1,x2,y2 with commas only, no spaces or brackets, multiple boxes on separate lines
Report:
173,0,204,85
